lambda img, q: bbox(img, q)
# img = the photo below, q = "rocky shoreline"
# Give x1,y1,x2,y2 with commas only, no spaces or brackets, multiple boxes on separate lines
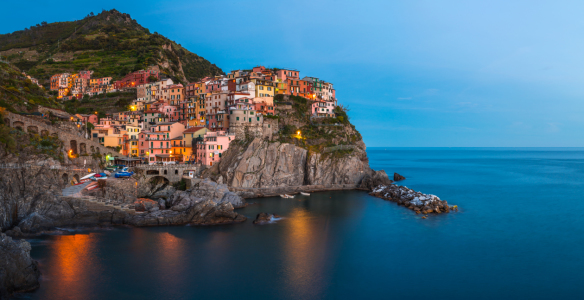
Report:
369,184,458,215
0,233,40,298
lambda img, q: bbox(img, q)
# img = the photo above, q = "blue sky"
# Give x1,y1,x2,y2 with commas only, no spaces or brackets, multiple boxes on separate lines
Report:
3,0,584,147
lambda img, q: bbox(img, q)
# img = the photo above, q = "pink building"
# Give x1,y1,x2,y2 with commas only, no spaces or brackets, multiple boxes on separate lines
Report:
195,131,235,166
311,100,337,117
138,132,150,158
76,114,98,125
158,105,177,119
276,69,300,81
146,122,186,164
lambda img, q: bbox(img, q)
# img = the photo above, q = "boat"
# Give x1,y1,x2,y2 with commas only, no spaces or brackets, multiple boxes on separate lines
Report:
280,194,289,198
286,194,295,198
300,192,311,196
80,173,96,180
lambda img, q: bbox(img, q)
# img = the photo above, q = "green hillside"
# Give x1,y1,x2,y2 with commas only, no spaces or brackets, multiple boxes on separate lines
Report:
0,9,223,86
0,61,60,112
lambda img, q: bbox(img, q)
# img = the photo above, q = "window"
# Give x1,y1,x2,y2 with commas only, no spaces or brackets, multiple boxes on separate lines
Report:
236,117,239,121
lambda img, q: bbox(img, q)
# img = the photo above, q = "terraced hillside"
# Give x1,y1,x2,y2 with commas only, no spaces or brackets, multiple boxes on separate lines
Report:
0,9,223,86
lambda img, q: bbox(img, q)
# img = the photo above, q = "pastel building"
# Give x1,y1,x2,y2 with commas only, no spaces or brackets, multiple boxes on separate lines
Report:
196,131,235,166
311,100,337,117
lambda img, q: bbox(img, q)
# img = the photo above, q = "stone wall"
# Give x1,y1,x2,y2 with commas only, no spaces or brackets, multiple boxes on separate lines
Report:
4,112,120,158
229,118,279,141
133,165,205,183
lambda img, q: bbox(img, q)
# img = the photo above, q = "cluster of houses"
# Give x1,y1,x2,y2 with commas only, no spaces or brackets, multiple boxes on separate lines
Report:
50,69,159,100
61,66,337,166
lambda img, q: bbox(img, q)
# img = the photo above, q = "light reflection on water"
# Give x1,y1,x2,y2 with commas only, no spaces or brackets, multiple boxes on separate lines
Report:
44,233,99,300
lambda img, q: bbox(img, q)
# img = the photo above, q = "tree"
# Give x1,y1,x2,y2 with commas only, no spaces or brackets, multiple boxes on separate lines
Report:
148,75,157,82
41,21,48,26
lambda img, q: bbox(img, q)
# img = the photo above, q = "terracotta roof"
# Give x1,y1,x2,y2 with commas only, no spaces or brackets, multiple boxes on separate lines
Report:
183,126,206,133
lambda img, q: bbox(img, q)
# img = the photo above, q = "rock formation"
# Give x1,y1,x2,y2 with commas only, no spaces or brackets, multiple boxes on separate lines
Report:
253,213,280,224
393,173,406,181
0,233,41,298
203,138,376,196
369,184,457,215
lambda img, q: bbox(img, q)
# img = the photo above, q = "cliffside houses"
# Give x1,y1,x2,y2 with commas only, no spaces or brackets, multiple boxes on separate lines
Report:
56,66,337,164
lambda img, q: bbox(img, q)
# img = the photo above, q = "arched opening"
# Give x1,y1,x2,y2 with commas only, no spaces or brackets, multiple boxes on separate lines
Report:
146,170,160,175
62,173,69,185
41,130,49,136
96,147,100,154
164,169,167,175
4,118,10,127
175,169,178,175
27,126,38,134
73,174,80,184
90,146,95,153
13,121,24,131
79,143,87,155
70,140,78,155
147,176,170,198
51,132,58,138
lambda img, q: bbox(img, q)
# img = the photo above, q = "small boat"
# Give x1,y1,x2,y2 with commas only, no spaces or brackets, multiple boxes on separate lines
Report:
286,194,295,198
300,192,310,196
280,194,289,198
80,173,96,180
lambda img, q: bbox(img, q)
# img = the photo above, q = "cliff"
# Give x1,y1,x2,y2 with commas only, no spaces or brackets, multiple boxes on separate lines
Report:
202,96,392,196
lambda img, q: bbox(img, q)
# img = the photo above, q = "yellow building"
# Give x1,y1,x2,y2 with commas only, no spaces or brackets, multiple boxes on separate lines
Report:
182,126,208,162
126,125,141,139
129,137,140,157
194,95,207,126
171,137,187,162
251,78,275,98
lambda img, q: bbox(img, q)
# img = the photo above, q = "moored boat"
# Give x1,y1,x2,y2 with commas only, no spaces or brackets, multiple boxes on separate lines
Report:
300,192,310,196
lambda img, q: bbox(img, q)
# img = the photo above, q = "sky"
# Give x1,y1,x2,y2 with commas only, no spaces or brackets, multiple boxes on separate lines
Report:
2,0,584,147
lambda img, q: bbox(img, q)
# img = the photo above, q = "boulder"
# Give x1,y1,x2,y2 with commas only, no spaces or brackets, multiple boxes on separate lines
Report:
134,198,158,212
394,173,406,181
253,213,271,224
0,233,40,298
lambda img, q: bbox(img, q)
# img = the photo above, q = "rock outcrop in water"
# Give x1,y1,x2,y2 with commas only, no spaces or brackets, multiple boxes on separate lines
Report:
393,173,406,181
369,184,457,214
253,212,280,224
0,233,41,298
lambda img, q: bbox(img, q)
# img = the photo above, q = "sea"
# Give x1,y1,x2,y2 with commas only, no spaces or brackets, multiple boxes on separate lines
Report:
14,148,584,300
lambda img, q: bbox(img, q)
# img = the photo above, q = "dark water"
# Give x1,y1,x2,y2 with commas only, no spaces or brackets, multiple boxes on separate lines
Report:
16,148,584,300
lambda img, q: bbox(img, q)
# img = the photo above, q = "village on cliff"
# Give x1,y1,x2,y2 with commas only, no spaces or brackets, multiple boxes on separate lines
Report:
42,66,338,166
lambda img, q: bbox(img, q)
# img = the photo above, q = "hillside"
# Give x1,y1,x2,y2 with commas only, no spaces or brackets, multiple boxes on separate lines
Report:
0,9,223,86
0,61,60,112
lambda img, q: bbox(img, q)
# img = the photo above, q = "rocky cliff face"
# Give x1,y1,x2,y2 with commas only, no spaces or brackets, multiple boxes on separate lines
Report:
0,233,40,298
0,159,246,234
203,137,387,196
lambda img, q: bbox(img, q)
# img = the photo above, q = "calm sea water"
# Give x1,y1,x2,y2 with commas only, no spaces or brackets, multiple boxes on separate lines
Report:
16,148,584,300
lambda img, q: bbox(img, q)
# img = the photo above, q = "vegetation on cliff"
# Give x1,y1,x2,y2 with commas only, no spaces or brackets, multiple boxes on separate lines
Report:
273,94,363,156
0,62,60,113
0,9,224,85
